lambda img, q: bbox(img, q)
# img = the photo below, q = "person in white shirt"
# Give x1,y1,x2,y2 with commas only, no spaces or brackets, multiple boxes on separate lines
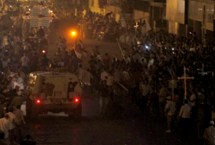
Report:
6,109,16,145
0,114,11,139
189,92,196,107
13,105,26,144
106,73,114,99
139,80,152,110
203,121,215,145
178,99,192,139
121,70,130,82
20,54,30,74
178,99,192,119
100,69,108,81
164,96,176,133
158,85,168,119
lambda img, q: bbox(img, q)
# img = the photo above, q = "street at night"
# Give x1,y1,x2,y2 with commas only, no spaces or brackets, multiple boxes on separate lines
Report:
24,115,186,145
0,0,215,145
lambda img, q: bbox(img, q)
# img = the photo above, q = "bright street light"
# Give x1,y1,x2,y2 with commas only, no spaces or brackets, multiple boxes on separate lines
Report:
70,30,78,38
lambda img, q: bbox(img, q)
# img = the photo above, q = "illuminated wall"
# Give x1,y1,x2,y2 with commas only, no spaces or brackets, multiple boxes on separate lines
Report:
189,0,214,31
166,0,185,24
189,1,203,22
89,0,105,14
204,4,214,31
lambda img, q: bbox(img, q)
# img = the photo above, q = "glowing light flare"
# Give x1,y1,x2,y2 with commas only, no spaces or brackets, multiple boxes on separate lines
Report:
75,98,79,102
42,50,46,54
35,99,41,104
69,30,78,38
73,97,80,103
145,45,150,49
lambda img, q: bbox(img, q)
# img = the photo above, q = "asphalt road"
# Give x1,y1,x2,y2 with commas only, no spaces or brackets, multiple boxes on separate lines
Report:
0,113,201,145
24,115,185,145
16,112,200,145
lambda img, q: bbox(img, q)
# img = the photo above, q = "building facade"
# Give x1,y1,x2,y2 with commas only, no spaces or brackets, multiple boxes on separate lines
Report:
188,0,215,43
89,0,215,41
165,0,215,42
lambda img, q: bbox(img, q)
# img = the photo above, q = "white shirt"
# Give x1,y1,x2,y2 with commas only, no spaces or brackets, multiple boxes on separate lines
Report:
178,103,191,119
20,55,30,67
113,70,120,83
122,71,130,81
164,100,176,116
139,83,151,96
2,58,9,69
0,117,10,139
203,126,215,145
100,71,108,81
13,109,25,126
106,75,114,86
189,93,196,107
6,112,16,130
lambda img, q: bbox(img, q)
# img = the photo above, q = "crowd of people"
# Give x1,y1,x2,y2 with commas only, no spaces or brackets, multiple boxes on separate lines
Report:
0,3,215,145
49,11,215,144
81,11,121,41
75,10,215,145
0,105,26,145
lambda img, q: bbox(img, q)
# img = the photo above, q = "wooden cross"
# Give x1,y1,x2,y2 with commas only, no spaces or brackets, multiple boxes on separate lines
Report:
198,64,208,76
178,67,194,99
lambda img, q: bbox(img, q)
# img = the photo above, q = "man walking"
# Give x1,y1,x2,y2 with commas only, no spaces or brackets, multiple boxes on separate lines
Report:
178,99,192,141
13,105,25,144
203,121,215,145
164,96,176,133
